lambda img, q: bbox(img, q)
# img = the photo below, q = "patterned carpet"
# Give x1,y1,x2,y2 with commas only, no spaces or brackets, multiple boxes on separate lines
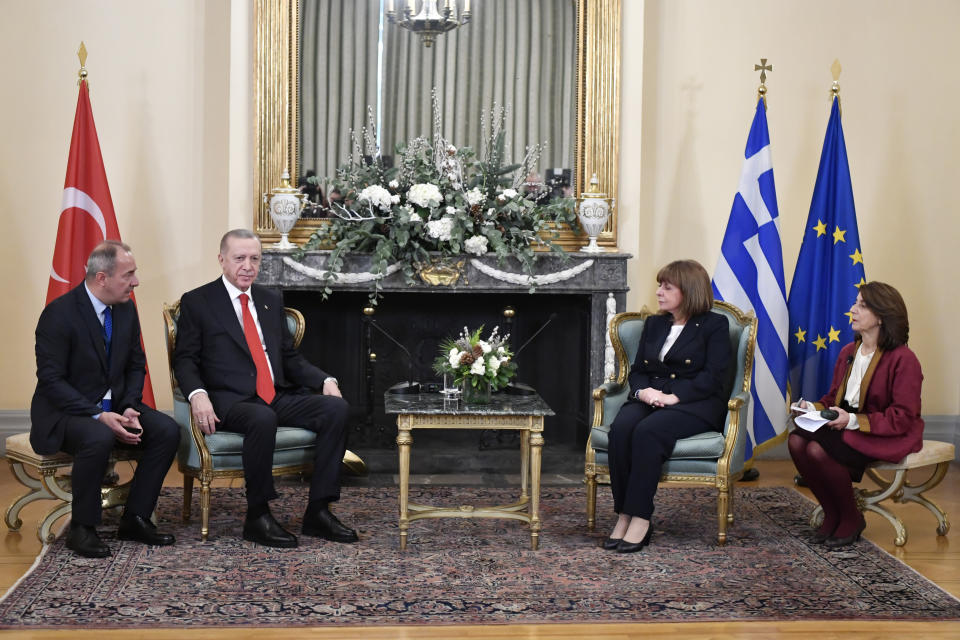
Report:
1,485,958,628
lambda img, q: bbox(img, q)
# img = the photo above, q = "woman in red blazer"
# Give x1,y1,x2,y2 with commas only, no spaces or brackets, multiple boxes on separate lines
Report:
790,282,923,548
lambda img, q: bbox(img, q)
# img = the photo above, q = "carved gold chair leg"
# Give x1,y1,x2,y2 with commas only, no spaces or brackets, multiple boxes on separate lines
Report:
200,479,212,542
869,462,951,537
38,471,74,544
716,487,730,545
727,483,735,524
5,460,47,531
585,471,597,530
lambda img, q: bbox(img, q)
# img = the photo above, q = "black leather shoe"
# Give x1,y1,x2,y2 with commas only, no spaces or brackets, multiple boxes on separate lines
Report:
66,522,111,558
616,526,653,554
825,516,866,549
302,507,358,543
602,537,622,550
118,514,175,546
243,513,298,548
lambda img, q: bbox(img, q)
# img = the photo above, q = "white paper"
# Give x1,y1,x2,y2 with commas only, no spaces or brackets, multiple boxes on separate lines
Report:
791,402,828,432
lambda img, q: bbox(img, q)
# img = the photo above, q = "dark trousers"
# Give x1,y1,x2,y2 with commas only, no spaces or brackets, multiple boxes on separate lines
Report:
221,391,349,509
59,407,179,526
608,400,713,519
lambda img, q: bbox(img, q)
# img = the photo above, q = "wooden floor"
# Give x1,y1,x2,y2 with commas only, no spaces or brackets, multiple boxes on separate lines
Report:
0,459,958,639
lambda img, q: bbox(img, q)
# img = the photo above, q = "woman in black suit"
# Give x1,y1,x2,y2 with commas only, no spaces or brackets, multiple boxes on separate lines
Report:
605,259,731,552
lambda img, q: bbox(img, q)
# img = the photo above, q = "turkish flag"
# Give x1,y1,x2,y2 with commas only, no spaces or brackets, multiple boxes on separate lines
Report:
46,79,156,407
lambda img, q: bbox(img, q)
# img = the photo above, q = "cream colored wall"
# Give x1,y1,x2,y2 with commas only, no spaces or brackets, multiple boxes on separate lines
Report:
0,0,250,411
620,0,960,415
2,0,957,416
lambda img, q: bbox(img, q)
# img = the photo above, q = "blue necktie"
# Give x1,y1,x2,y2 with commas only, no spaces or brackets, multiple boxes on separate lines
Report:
103,306,113,365
101,307,113,413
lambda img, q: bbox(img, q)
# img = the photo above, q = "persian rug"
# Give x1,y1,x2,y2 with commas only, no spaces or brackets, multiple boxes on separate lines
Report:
1,485,958,629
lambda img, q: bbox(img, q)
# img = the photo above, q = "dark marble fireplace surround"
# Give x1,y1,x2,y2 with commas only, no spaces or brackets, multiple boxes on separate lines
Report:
260,250,630,473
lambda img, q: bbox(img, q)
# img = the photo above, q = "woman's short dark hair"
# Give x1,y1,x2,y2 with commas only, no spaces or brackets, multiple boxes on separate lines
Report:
858,281,909,349
656,259,714,319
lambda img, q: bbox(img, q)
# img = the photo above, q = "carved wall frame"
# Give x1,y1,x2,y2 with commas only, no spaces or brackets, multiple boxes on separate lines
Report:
254,0,621,251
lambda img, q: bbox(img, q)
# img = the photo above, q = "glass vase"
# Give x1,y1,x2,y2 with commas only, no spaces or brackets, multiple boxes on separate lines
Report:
461,378,492,404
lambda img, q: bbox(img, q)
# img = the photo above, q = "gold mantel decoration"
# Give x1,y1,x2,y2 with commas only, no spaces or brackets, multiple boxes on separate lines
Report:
417,259,466,286
254,0,622,252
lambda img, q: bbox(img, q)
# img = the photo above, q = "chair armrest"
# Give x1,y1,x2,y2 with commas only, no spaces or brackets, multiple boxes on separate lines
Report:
718,390,752,477
592,382,629,433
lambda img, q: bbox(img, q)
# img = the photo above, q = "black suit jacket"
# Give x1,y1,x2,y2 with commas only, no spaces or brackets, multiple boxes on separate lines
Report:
627,311,732,425
173,279,330,418
30,284,146,455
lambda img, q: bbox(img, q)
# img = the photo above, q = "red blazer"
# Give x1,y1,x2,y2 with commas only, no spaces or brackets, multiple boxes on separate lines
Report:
814,341,924,463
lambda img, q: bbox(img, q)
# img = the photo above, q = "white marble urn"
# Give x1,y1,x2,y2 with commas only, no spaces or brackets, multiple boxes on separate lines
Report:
578,173,611,253
263,169,307,250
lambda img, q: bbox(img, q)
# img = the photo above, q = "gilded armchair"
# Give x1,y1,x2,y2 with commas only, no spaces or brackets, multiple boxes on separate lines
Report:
584,300,757,545
162,301,365,541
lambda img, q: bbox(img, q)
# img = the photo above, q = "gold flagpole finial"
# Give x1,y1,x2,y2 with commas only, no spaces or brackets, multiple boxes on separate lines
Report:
77,42,88,85
754,58,772,107
830,58,842,98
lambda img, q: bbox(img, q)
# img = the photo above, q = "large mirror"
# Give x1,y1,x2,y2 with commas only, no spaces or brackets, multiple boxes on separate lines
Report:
254,0,621,250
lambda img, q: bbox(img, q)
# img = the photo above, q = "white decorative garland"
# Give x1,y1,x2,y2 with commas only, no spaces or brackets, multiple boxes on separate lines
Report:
281,256,402,283
468,258,594,286
283,255,594,287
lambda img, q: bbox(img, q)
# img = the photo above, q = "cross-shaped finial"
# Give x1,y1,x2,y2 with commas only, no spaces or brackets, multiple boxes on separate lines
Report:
754,58,772,85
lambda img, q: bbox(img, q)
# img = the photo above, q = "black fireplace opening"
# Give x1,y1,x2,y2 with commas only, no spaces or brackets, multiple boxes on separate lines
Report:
283,290,593,473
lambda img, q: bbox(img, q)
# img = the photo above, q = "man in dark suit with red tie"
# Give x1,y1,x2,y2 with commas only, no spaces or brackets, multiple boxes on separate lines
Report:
31,241,179,558
173,229,355,548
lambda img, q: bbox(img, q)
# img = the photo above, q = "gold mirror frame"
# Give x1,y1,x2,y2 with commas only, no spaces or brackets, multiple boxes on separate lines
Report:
254,0,621,251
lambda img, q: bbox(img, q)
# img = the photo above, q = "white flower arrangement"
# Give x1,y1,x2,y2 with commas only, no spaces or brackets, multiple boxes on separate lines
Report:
358,184,393,212
464,235,489,256
434,325,517,394
407,183,443,209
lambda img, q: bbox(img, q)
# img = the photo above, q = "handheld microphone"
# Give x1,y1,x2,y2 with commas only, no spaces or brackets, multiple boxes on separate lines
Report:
505,313,558,396
366,318,421,395
846,355,854,364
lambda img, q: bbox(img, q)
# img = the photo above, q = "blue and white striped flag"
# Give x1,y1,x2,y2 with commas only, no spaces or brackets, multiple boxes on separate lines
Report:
712,98,789,462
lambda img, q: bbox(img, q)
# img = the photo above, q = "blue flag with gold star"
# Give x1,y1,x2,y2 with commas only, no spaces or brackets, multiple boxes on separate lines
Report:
788,96,866,401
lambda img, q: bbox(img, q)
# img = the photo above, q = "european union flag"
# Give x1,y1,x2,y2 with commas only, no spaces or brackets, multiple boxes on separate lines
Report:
787,96,866,401
713,98,789,462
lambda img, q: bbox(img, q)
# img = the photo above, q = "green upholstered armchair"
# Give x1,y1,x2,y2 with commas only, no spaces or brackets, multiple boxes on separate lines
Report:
162,301,365,541
584,300,757,545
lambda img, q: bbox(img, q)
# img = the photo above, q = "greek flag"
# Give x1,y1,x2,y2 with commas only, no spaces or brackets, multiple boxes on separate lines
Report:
788,96,866,401
712,98,789,462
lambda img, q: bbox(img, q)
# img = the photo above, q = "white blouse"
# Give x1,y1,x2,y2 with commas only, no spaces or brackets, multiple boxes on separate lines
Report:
659,324,685,361
843,345,875,429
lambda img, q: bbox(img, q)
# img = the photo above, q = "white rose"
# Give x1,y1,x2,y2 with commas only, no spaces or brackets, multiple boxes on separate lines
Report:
465,188,484,206
409,212,423,223
425,217,454,241
357,184,393,212
470,359,486,375
448,348,462,368
479,340,492,354
445,206,457,215
391,194,401,204
464,235,488,256
488,356,501,372
496,346,505,355
407,183,443,209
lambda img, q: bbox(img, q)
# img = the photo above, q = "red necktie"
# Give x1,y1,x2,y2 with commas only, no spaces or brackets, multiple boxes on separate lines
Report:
238,293,275,404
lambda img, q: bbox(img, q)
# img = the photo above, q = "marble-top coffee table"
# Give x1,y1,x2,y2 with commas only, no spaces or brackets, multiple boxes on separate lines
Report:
384,392,555,550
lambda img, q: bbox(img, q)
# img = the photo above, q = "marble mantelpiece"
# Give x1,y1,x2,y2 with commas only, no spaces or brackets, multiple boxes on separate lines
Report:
260,249,631,392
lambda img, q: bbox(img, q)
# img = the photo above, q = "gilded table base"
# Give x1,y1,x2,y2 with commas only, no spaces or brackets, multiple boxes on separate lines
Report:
395,412,544,551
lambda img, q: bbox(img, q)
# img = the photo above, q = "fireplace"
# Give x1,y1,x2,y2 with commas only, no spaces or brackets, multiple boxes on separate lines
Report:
261,250,630,472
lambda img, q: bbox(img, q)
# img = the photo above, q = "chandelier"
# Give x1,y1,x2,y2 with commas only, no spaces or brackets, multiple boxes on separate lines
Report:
385,0,472,48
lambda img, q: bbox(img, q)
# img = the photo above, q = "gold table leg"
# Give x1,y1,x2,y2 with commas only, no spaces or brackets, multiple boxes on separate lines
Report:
397,420,413,551
529,426,544,550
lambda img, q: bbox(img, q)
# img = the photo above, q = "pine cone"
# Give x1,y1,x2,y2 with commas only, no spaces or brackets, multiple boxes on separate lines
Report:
460,352,475,365
472,345,483,358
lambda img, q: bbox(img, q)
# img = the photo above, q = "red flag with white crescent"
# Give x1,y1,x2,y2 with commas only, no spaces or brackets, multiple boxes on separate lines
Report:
47,79,156,407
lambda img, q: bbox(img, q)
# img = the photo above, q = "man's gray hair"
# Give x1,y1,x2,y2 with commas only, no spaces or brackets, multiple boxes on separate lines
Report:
85,240,132,280
220,228,259,254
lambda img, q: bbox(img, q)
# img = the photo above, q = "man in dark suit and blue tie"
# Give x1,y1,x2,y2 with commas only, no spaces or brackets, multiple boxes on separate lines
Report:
173,229,355,548
31,241,179,558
